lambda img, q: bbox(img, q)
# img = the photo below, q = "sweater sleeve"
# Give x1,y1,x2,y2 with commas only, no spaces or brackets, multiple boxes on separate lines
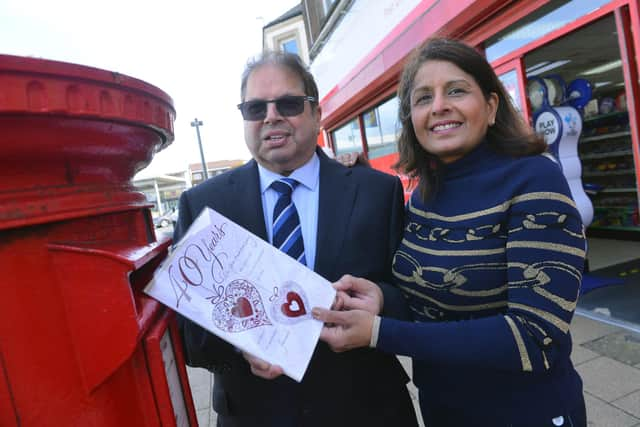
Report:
378,159,586,373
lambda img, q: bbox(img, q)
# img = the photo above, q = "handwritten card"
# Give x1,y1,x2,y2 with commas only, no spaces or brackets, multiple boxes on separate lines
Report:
144,207,336,382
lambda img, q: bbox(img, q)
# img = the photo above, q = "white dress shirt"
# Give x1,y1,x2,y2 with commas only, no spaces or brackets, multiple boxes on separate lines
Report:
257,153,320,269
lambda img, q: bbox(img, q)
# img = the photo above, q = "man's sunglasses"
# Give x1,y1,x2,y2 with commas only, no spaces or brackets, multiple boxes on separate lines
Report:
237,95,317,121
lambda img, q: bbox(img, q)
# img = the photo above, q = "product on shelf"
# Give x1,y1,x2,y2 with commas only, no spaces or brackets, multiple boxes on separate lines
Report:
579,109,639,231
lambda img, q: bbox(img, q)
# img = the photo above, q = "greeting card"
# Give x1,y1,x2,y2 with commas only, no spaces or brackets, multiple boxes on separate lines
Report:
144,207,336,382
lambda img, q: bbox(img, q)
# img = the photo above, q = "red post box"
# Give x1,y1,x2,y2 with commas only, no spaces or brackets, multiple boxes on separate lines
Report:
0,55,198,426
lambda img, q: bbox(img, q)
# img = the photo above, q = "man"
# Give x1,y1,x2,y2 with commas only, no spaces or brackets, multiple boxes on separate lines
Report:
175,51,417,427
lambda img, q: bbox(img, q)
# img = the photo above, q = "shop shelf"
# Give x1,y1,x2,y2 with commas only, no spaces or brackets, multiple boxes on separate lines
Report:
583,111,629,124
583,169,636,177
580,131,631,143
600,187,638,193
594,205,637,210
588,225,640,232
580,149,634,160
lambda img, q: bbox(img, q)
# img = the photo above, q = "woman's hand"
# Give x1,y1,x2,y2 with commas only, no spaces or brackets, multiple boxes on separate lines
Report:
333,274,383,315
312,308,374,352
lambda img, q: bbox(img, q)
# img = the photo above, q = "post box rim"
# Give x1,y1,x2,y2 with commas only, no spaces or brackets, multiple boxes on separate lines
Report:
0,53,175,109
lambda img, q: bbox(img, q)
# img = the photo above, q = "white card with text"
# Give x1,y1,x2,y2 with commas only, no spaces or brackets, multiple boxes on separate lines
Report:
144,207,336,382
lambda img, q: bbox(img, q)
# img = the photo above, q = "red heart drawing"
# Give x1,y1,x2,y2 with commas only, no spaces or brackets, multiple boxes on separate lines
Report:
212,279,271,333
231,297,253,318
269,281,310,325
281,291,307,317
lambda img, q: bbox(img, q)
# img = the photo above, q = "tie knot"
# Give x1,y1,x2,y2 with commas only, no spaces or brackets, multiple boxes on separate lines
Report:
271,178,298,195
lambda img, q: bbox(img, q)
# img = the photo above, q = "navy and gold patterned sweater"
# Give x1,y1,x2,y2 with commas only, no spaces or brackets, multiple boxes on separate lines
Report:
378,142,585,421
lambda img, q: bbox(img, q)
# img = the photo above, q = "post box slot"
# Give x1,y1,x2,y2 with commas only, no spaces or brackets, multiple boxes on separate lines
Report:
144,311,197,427
48,236,171,394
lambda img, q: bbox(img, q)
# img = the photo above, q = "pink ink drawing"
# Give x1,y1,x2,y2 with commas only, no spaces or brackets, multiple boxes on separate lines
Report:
212,279,271,333
268,286,279,302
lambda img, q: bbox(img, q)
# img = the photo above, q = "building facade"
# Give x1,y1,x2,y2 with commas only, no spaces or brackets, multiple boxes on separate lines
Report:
307,0,640,242
263,4,310,64
134,159,244,217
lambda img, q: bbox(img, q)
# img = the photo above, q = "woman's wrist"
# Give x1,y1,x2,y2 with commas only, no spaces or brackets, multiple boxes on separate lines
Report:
369,315,381,348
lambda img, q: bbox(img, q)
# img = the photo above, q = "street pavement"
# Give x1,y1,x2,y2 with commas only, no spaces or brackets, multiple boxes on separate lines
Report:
186,314,640,427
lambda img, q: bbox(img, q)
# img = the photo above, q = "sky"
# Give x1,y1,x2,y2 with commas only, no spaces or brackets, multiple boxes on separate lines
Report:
0,0,300,178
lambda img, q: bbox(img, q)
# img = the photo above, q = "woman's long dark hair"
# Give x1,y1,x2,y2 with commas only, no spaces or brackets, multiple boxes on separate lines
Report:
394,37,546,201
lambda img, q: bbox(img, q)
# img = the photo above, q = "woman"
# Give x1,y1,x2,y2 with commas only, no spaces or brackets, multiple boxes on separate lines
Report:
313,37,586,426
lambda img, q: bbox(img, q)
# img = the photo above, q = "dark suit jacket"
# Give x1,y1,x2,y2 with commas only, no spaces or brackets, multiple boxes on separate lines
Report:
175,149,416,427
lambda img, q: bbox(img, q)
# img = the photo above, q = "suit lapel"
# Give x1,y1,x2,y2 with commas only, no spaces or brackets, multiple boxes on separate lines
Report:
228,153,358,277
314,151,358,278
226,160,268,241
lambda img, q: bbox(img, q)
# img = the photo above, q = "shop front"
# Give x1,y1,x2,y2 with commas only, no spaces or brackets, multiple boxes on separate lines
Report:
311,0,640,327
480,0,640,240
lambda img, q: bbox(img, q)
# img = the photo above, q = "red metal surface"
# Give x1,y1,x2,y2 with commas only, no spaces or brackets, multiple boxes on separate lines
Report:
631,1,640,203
47,239,170,394
0,54,176,230
514,58,531,125
616,6,640,200
0,55,196,426
144,311,198,427
317,128,327,147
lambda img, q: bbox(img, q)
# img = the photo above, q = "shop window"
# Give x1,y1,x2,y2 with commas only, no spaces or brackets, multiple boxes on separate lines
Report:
485,0,611,63
364,96,400,159
523,14,639,234
332,118,362,155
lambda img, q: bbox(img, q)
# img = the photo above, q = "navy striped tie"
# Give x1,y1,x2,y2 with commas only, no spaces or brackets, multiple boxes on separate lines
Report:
271,178,306,266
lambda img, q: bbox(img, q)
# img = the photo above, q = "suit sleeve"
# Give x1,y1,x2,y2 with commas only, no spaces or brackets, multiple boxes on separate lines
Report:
174,191,237,372
172,190,193,246
378,176,411,321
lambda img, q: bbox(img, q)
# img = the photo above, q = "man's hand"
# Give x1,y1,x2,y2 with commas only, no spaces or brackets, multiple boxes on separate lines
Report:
242,352,284,380
333,274,383,315
312,308,374,352
335,151,370,168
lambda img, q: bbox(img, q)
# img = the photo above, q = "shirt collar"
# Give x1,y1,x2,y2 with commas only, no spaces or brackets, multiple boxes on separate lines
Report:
258,152,320,194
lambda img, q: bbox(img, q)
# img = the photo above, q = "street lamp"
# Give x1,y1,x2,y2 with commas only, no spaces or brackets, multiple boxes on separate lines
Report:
191,118,209,180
